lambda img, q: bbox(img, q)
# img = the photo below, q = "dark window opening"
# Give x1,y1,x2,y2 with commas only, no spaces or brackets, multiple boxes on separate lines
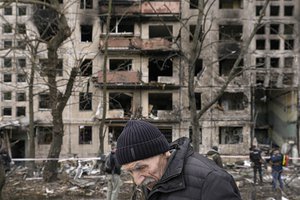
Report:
37,126,53,144
284,57,293,68
255,129,269,145
256,73,265,86
148,58,173,82
2,107,12,116
219,0,243,9
4,7,12,15
219,58,243,76
17,6,27,16
79,126,92,144
256,57,266,68
159,128,172,143
17,74,26,82
284,39,294,50
16,92,26,101
270,73,279,87
81,25,93,42
194,59,203,77
4,40,12,48
189,127,202,144
270,57,279,68
108,126,124,143
109,93,133,117
219,25,243,41
149,25,173,42
218,92,247,110
39,93,51,109
3,24,12,33
17,41,26,50
270,39,280,50
189,25,195,42
219,127,243,144
80,0,93,9
79,92,92,111
283,73,293,85
256,6,263,16
256,25,265,34
149,93,172,117
270,6,280,16
4,58,12,68
3,92,12,101
110,19,134,34
270,24,279,34
284,24,294,34
16,24,26,34
3,74,12,82
109,59,132,71
80,59,93,76
190,0,199,9
17,58,26,68
256,39,265,50
16,107,26,117
284,6,293,16
195,93,201,110
56,59,63,76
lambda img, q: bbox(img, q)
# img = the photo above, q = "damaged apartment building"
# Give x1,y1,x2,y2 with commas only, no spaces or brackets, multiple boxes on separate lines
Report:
0,0,299,160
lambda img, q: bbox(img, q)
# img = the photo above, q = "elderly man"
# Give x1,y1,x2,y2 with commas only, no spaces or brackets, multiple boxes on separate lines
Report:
116,120,241,200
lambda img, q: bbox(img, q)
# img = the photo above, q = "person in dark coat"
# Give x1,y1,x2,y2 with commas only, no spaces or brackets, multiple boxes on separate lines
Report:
206,146,223,168
269,148,284,190
249,145,263,184
116,120,241,200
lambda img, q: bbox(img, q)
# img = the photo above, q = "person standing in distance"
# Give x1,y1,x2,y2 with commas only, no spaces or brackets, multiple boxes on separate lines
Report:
116,120,241,200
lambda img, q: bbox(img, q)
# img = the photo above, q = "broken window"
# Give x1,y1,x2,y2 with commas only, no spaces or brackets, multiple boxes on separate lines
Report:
3,92,12,101
16,24,26,34
284,39,294,50
17,74,26,82
149,25,173,42
256,39,265,50
190,0,199,9
219,25,243,41
148,57,173,82
3,74,12,82
109,93,132,117
219,58,243,76
16,106,26,117
219,0,243,9
109,59,132,71
80,0,93,9
284,57,293,68
189,127,202,144
218,92,247,110
108,126,124,143
270,39,280,50
149,93,172,116
283,73,293,85
110,18,134,34
159,127,172,143
219,127,243,144
270,57,279,68
256,6,263,16
39,93,51,109
17,58,26,68
79,92,92,111
256,25,265,34
81,25,93,42
3,24,12,34
4,40,12,49
2,107,12,116
16,92,26,101
284,24,294,34
80,59,93,76
4,7,12,15
256,73,265,85
37,126,53,144
79,126,92,144
4,58,12,68
270,5,279,16
17,41,26,50
256,57,266,68
270,24,279,34
284,6,293,16
194,59,203,77
17,6,27,16
255,129,269,145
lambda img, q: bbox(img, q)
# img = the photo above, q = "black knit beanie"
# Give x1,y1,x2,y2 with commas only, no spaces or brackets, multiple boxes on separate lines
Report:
116,120,170,165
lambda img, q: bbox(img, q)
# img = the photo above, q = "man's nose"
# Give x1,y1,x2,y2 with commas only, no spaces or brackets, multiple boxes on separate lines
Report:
132,171,145,186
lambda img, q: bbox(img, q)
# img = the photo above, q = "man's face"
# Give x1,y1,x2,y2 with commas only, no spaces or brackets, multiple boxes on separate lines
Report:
122,152,171,190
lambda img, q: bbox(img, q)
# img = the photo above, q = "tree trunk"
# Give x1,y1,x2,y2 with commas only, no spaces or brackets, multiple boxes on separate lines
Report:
0,161,5,200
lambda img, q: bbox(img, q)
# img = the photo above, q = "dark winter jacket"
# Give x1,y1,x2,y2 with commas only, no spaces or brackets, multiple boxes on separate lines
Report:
249,148,263,166
144,137,241,200
270,152,283,172
109,151,121,175
206,149,223,168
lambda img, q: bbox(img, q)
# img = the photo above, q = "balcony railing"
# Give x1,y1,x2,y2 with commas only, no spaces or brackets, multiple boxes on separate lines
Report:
98,71,140,83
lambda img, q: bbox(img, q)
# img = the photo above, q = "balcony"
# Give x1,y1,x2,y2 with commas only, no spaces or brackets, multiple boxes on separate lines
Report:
141,1,180,15
98,71,140,84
